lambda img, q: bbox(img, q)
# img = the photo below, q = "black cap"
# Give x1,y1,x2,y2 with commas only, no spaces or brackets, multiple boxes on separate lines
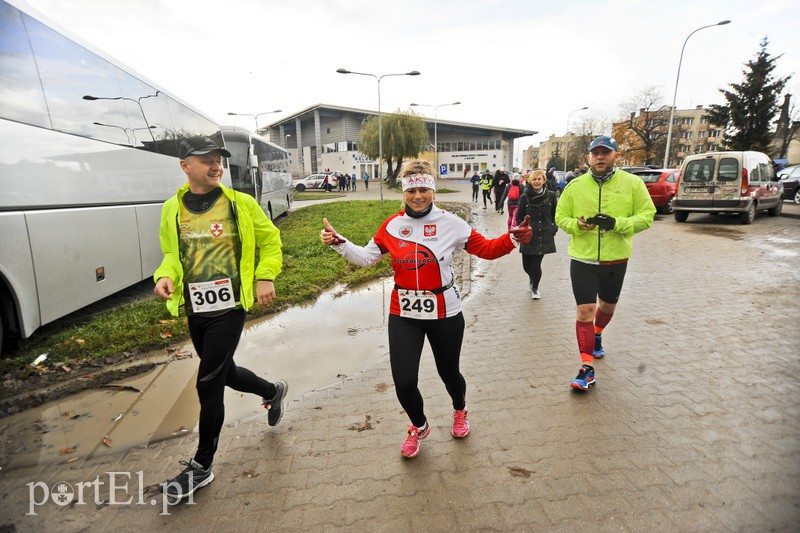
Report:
179,136,232,159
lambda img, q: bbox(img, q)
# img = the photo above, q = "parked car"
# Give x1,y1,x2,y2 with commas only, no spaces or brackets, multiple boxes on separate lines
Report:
294,173,338,192
673,151,783,224
631,168,679,214
777,165,800,204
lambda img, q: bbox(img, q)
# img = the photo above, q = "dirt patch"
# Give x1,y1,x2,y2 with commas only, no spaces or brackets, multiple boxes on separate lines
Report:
686,225,745,240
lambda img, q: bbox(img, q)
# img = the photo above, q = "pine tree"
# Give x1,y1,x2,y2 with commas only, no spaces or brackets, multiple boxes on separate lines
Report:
707,38,791,152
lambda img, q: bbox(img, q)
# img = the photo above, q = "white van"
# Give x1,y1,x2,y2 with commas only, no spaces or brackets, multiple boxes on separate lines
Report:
673,151,783,224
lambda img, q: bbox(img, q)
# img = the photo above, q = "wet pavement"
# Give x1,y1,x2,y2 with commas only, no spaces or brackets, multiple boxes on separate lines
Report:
0,180,798,531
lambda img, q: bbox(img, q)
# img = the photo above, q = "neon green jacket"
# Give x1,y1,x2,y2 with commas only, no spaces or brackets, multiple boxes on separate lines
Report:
153,183,283,317
555,168,655,262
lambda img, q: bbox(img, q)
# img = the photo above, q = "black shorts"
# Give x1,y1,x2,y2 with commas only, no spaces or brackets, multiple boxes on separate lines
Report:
570,259,628,305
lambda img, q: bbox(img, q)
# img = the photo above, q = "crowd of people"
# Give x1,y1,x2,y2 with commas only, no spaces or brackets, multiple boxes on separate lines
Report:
152,134,655,499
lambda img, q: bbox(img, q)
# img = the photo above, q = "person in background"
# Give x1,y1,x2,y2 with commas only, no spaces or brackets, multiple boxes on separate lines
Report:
480,170,493,209
555,136,655,391
493,169,510,214
500,173,525,229
545,167,558,192
153,136,288,500
363,171,370,190
470,170,481,202
320,159,531,459
516,170,557,299
351,172,357,191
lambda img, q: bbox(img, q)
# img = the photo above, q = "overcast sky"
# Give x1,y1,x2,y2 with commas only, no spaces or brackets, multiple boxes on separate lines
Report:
20,0,800,158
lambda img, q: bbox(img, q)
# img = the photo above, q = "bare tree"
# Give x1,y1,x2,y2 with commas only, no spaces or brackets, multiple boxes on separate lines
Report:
774,94,800,160
615,86,671,166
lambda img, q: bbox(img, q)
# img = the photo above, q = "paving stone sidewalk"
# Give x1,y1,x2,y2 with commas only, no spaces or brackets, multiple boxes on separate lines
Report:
1,182,798,532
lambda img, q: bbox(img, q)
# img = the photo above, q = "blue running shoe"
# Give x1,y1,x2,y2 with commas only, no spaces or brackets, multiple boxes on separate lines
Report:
593,334,605,358
571,365,596,390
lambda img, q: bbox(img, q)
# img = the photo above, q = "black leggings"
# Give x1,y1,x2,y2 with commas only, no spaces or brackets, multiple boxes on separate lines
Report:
472,184,479,201
521,254,545,289
388,313,466,427
189,308,277,468
482,189,491,208
570,259,628,305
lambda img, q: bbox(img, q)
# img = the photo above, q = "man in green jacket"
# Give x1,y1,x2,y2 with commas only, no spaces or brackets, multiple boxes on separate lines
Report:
555,136,655,391
154,136,287,500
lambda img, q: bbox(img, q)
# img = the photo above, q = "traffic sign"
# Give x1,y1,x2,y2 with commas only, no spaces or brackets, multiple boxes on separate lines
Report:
439,164,447,175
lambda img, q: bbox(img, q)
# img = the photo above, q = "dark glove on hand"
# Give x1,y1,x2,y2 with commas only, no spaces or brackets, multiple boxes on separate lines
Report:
588,213,616,231
509,214,532,245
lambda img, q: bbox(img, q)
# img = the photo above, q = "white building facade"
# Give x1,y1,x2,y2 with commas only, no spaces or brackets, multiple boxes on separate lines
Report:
264,104,535,179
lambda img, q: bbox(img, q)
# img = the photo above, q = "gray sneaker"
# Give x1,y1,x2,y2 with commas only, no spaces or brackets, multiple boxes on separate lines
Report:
163,459,214,500
263,380,288,426
531,288,541,300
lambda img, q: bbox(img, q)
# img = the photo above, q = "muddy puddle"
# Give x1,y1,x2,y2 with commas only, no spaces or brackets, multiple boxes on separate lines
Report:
0,278,394,471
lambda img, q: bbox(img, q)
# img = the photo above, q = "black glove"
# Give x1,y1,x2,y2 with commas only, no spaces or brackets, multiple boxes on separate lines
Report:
586,213,616,231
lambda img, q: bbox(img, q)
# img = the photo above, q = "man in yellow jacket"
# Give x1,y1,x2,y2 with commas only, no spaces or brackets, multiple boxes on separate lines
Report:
153,136,286,500
555,136,655,391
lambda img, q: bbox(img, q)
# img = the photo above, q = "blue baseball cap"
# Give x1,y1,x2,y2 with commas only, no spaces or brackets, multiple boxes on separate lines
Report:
588,135,618,152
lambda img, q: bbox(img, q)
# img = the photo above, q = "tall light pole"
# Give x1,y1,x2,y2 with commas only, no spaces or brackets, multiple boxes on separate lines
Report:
227,109,282,132
565,106,588,172
337,68,421,204
83,92,160,144
410,101,461,185
663,20,730,169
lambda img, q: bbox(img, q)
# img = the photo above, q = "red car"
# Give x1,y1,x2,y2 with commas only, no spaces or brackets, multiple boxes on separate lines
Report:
632,168,679,214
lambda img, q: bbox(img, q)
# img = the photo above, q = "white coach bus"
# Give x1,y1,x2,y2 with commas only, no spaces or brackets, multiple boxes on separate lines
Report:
0,0,291,354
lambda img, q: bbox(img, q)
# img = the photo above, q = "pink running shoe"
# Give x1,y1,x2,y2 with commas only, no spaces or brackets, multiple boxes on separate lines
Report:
400,424,430,458
452,409,470,438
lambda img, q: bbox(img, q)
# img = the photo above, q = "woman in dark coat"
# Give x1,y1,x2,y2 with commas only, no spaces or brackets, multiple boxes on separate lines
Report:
516,169,557,299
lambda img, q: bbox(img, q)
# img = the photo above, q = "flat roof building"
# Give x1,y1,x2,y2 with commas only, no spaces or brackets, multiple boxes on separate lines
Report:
265,103,536,178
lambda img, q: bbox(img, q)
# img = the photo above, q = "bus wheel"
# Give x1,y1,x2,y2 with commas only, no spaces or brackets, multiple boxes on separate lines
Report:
0,288,20,357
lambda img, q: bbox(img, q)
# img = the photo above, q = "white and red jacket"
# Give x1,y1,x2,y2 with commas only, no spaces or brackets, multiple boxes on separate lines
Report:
333,205,515,318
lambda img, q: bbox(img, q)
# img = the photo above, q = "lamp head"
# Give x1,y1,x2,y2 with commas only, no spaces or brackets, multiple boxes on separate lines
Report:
717,20,731,25
336,68,350,74
407,71,421,76
83,95,97,100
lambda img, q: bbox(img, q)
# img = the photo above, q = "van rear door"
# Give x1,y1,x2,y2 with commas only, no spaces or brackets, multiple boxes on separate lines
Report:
712,156,743,208
679,156,717,207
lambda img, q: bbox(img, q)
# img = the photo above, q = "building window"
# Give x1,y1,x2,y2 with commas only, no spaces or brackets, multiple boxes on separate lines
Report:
698,131,706,138
681,132,692,139
709,129,720,137
700,116,709,124
681,117,694,125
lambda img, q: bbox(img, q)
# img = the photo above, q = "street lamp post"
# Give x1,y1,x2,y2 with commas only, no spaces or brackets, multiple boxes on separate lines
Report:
83,92,160,144
663,20,730,169
410,101,461,185
227,109,282,132
565,106,588,173
336,68,421,204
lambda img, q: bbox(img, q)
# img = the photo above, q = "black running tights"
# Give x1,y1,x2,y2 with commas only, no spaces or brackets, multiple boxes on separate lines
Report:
189,309,276,468
388,313,466,428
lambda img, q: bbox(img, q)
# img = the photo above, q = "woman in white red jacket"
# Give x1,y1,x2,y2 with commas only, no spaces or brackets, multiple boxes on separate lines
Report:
320,159,530,459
